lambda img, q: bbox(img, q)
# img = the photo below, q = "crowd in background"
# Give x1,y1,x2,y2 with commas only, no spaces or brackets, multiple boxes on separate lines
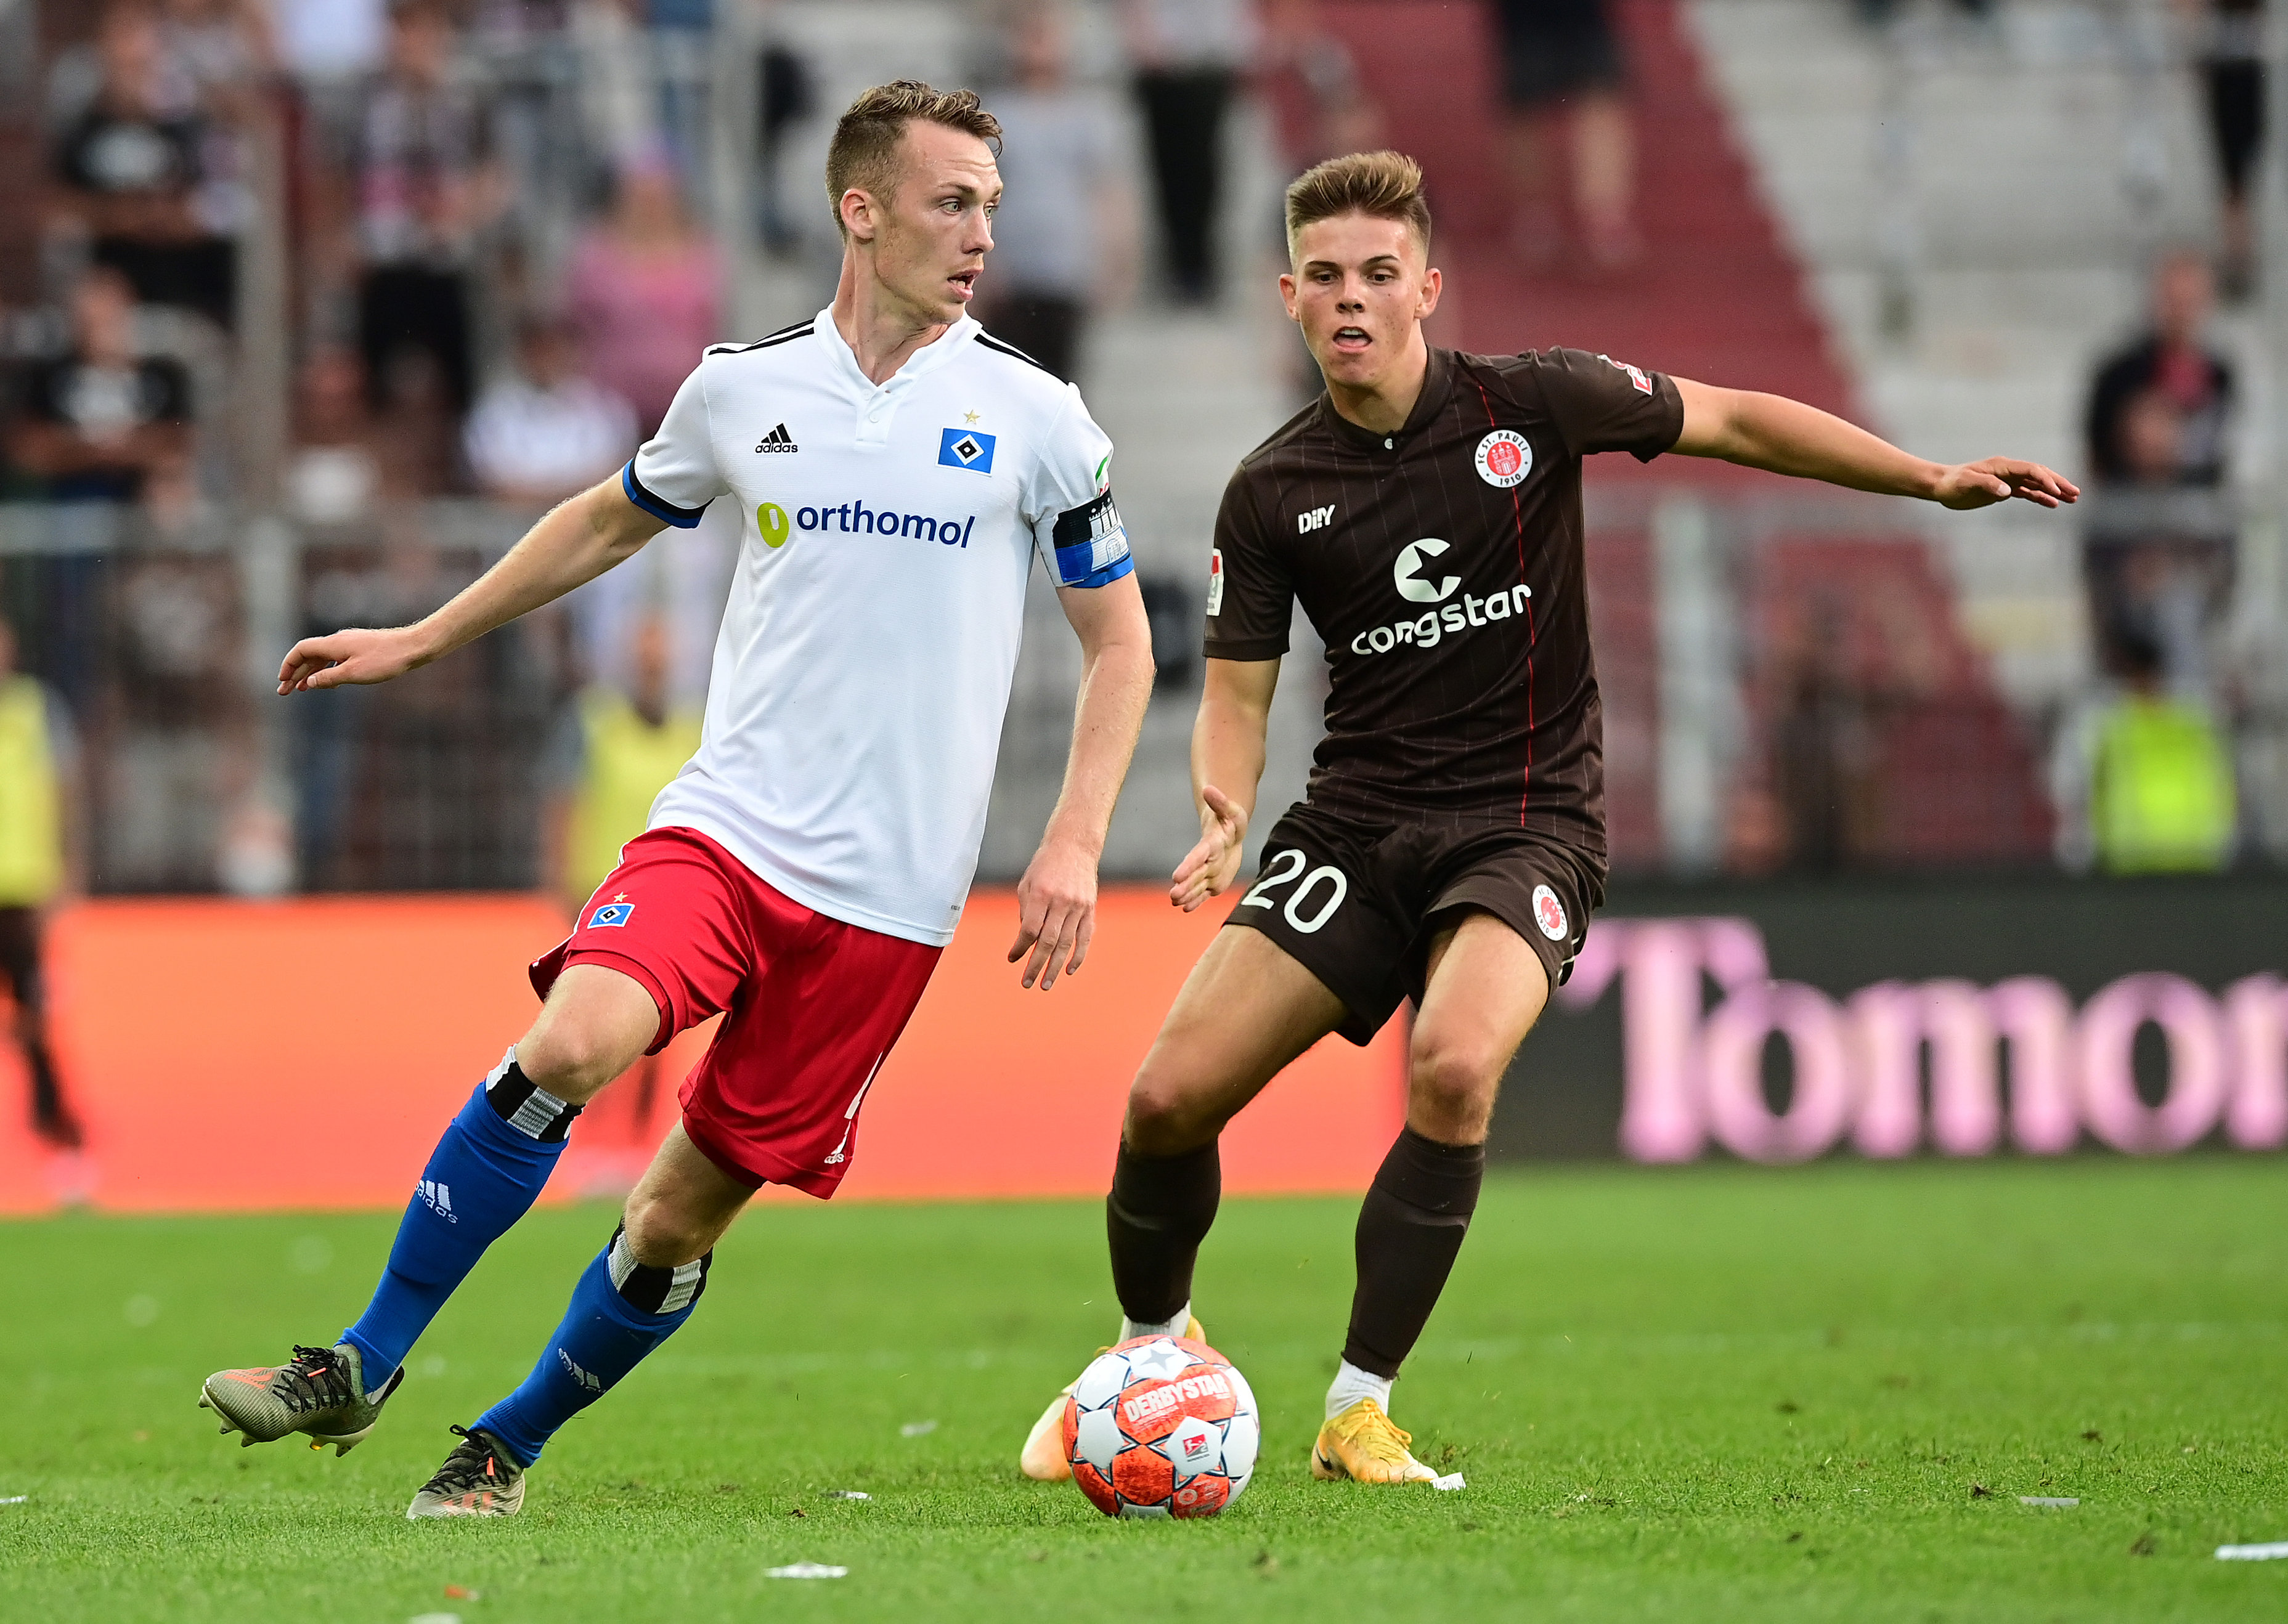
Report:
0,0,2271,932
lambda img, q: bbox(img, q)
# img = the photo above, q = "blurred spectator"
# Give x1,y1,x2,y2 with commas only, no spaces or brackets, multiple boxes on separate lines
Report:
563,151,721,434
1122,0,1256,304
2085,251,2232,487
346,0,502,417
980,2,1134,383
572,0,656,168
5,266,192,504
0,619,85,1150
286,345,383,522
104,550,250,890
540,611,700,917
1258,0,1382,179
645,0,717,201
49,0,242,330
2082,251,2236,684
464,315,638,505
162,0,277,107
1491,0,1640,272
2184,0,2263,299
752,36,818,258
2056,627,2238,874
1767,596,1881,872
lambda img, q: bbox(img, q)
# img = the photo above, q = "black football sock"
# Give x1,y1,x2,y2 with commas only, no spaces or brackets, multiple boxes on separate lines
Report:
1105,1139,1221,1327
1341,1127,1486,1379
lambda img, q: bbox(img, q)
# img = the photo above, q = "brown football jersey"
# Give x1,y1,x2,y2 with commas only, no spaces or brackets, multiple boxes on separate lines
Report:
1202,345,1683,862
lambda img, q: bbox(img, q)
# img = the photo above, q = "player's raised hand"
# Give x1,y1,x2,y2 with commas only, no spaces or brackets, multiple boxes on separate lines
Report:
1009,832,1099,992
1170,785,1248,913
277,627,428,694
1932,457,2080,511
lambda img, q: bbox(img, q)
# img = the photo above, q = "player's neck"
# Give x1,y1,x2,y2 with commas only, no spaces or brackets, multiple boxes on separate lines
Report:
831,253,955,384
1322,331,1431,435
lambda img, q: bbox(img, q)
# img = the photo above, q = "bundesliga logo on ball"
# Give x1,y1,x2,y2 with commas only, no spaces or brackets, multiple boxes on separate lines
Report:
1061,1335,1260,1518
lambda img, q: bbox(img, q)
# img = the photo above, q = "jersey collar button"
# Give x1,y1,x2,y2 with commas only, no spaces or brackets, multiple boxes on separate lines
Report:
1383,436,1393,449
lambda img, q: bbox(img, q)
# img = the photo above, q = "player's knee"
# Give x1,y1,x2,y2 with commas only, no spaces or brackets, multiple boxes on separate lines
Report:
518,1013,640,1102
621,1187,714,1269
1123,1066,1223,1158
1407,1026,1504,1133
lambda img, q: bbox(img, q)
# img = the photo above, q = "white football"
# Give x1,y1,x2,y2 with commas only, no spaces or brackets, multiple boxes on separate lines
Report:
1060,1334,1259,1519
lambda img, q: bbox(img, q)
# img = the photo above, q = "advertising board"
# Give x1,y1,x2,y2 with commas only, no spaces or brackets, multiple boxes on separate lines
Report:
1497,875,2288,1164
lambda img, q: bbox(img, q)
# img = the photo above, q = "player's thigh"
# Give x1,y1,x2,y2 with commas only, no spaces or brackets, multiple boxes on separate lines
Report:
1125,925,1347,1154
517,963,664,1104
1409,911,1551,1138
621,1122,756,1267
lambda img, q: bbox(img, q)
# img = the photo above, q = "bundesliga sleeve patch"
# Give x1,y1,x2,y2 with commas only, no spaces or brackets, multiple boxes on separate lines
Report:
1051,490,1133,588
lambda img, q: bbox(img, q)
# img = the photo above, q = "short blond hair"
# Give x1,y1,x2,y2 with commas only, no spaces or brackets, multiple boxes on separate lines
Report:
825,80,1002,238
1284,150,1433,261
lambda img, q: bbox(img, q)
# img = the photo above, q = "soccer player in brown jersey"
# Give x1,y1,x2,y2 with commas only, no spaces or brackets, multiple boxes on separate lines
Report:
1019,150,2077,1490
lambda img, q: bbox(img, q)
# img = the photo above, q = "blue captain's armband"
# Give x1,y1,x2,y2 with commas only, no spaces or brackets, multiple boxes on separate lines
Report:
622,461,708,529
1049,490,1133,588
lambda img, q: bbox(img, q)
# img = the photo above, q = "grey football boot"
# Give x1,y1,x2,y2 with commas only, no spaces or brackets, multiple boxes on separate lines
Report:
406,1425,526,1518
198,1342,404,1456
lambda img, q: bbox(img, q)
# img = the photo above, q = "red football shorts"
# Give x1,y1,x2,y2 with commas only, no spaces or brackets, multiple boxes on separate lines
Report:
528,826,942,1198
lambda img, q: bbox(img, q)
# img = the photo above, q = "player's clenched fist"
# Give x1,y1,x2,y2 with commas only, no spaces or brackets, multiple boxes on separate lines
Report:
1170,784,1248,913
277,627,429,694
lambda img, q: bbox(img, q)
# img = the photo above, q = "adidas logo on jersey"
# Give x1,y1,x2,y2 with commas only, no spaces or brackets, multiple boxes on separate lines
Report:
755,423,799,453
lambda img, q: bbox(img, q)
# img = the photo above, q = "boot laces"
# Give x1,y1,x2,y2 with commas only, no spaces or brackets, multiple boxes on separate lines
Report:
1335,1401,1415,1463
270,1346,351,1415
423,1426,512,1495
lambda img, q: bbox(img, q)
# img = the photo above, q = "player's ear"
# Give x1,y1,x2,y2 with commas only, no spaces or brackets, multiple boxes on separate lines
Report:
1277,272,1300,322
839,187,878,245
1416,266,1441,321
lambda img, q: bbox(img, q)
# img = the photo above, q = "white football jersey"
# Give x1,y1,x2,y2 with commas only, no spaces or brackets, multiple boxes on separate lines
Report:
619,307,1131,946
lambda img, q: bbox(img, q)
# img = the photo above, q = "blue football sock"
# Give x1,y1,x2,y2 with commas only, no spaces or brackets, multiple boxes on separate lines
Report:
340,1050,582,1386
473,1228,709,1467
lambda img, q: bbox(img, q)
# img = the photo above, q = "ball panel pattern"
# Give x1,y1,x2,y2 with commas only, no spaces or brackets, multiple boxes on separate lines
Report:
1072,1456,1116,1516
1061,1334,1261,1520
1110,1440,1175,1505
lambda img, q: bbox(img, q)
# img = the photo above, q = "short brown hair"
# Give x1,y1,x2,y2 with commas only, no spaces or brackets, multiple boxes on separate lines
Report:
1283,150,1432,261
825,80,1002,238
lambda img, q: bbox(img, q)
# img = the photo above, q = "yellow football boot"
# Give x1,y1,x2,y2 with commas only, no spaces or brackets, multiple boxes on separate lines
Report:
1019,1315,1206,1482
1309,1397,1465,1489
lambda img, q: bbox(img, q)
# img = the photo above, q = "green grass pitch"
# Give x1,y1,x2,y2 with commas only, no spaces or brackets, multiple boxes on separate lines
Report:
4,1158,2285,1621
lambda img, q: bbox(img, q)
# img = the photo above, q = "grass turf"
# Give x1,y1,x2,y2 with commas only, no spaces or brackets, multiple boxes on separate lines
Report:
1,1158,2284,1621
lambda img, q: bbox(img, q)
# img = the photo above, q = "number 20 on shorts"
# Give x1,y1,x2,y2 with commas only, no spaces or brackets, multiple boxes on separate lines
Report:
1241,850,1349,934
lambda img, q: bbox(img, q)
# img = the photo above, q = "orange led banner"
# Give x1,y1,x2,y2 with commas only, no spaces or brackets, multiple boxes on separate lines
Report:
0,893,1404,1215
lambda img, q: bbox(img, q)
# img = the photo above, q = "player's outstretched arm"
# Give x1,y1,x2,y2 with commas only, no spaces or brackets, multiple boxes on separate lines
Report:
275,477,664,694
1007,573,1157,992
1170,656,1279,914
1670,378,2079,511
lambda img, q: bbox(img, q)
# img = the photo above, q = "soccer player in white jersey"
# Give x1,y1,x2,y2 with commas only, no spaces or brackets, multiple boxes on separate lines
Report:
198,82,1154,1518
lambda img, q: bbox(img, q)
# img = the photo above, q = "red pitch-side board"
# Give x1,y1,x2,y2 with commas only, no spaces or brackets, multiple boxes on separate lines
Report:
0,893,1404,1215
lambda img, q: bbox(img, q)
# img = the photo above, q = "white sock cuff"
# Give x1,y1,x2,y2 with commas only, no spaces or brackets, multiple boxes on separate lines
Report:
1326,1358,1394,1421
1119,1301,1191,1342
